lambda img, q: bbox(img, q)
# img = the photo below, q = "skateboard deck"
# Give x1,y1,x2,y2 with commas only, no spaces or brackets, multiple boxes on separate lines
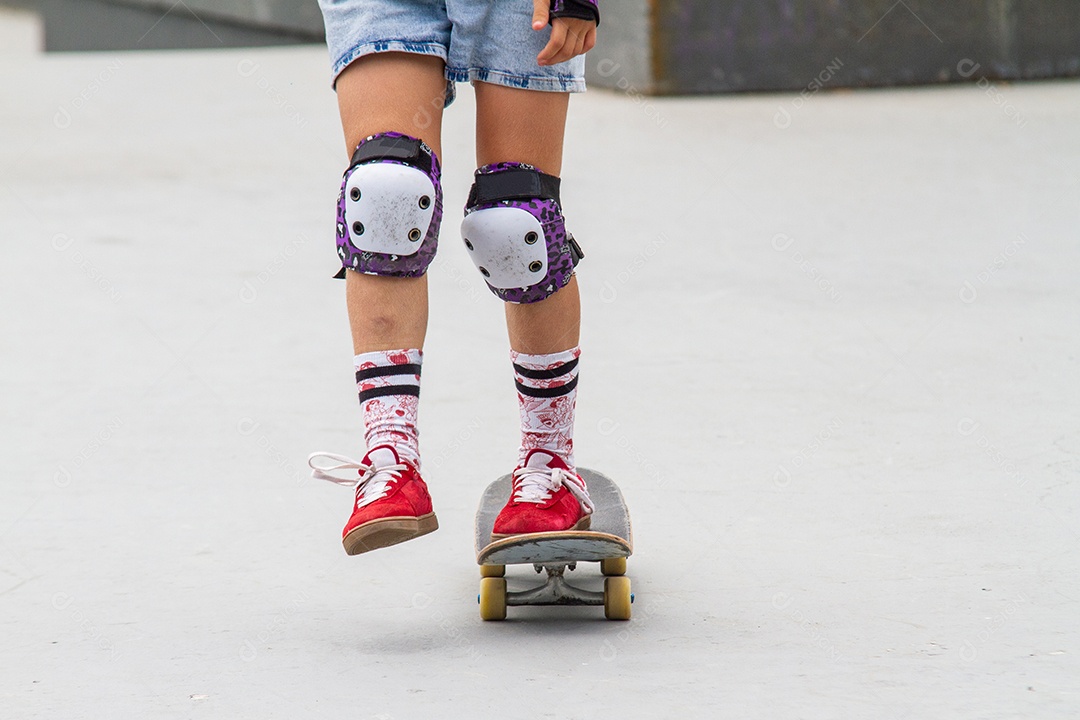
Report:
474,468,634,620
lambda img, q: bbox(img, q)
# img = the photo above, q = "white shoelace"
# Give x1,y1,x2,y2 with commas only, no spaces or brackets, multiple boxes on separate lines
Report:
511,465,595,515
307,452,407,509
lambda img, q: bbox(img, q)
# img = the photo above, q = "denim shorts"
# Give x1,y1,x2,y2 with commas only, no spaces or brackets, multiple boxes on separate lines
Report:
318,0,587,104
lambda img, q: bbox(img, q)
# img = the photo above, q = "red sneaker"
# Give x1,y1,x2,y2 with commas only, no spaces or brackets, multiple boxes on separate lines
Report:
308,446,438,555
491,449,595,538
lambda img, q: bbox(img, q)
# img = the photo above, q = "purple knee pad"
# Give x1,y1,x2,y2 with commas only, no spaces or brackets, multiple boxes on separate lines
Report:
460,162,584,304
334,132,442,279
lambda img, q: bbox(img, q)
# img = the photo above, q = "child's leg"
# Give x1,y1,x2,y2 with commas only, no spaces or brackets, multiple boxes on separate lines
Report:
471,81,591,536
312,53,448,555
473,82,580,355
335,53,448,355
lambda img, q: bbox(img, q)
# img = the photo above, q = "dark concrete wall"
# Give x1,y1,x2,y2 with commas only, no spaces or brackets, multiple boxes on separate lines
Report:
4,0,321,51
587,0,1080,94
108,0,323,37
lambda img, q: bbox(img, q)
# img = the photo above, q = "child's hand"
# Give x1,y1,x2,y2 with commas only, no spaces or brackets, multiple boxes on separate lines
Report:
532,0,597,67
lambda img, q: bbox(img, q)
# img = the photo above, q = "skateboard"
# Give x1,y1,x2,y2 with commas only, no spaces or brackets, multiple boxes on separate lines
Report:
474,468,633,621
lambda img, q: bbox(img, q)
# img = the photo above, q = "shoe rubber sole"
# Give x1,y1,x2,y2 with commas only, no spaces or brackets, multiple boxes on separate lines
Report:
490,514,590,540
343,512,439,555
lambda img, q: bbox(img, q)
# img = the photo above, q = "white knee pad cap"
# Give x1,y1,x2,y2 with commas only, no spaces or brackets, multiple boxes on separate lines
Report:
460,206,548,290
344,163,437,258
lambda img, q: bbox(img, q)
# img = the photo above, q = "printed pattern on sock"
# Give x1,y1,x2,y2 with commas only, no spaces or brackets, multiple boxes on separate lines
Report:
512,347,580,470
355,349,422,468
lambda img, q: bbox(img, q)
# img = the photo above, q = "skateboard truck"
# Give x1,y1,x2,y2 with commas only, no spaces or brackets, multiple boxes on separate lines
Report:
509,564,605,607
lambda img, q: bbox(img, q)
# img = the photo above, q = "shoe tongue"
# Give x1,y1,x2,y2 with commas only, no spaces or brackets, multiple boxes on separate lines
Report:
524,449,558,470
367,446,399,469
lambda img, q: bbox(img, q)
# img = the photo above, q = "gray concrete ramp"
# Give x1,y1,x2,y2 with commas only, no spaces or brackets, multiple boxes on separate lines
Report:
1,42,1078,718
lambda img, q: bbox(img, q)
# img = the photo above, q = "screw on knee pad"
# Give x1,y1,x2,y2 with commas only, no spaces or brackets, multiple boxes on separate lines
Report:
460,162,583,303
333,132,442,279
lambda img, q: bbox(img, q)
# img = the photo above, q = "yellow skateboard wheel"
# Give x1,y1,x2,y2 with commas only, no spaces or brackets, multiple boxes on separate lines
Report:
480,564,505,578
479,577,507,621
604,576,632,620
600,557,627,576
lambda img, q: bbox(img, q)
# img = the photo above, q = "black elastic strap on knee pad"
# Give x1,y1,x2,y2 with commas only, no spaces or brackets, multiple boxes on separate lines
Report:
349,134,433,176
467,168,562,207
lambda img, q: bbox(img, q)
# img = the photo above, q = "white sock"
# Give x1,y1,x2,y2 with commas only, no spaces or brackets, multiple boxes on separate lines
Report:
355,349,422,468
511,346,580,470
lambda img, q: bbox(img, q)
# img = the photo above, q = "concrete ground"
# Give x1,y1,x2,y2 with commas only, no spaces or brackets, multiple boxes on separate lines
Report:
2,35,1078,720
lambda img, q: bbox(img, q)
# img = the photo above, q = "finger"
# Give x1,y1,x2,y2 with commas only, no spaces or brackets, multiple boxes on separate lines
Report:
583,27,597,54
571,28,587,58
552,28,583,65
547,44,571,67
538,22,568,65
531,0,549,31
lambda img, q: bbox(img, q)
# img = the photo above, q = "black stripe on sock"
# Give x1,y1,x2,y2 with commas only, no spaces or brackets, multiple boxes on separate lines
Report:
355,363,422,383
513,357,578,380
515,375,578,398
358,385,421,403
